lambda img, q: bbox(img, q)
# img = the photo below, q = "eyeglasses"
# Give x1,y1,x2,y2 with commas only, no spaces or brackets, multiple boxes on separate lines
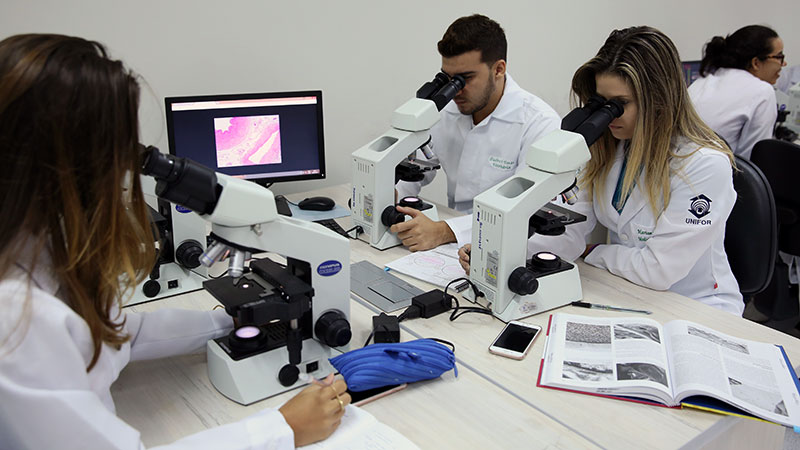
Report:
764,53,786,64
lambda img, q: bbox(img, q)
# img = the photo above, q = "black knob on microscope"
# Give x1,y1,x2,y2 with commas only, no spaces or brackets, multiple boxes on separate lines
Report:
142,279,161,298
314,311,352,348
508,267,539,296
381,205,405,227
175,240,203,269
279,364,300,387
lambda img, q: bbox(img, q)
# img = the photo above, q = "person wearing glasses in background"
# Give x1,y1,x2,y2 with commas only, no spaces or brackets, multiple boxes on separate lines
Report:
688,25,786,160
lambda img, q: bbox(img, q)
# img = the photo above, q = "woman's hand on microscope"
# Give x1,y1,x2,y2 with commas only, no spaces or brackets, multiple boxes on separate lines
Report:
279,373,351,447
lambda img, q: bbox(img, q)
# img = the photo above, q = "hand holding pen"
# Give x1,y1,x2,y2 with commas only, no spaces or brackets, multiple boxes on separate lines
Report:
279,372,351,446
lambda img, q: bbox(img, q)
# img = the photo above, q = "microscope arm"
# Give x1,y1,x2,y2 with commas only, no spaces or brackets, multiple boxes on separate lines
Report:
351,98,441,248
469,131,592,318
351,74,465,250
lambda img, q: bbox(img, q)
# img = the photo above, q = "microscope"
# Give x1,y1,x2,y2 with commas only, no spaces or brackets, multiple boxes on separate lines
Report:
465,96,623,322
351,73,465,250
783,82,800,135
142,146,352,405
128,183,208,305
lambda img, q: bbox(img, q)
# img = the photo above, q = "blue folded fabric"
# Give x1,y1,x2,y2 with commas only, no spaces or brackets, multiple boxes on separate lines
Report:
329,339,457,392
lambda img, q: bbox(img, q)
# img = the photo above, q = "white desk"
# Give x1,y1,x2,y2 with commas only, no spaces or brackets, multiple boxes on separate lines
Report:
113,185,795,449
115,291,595,449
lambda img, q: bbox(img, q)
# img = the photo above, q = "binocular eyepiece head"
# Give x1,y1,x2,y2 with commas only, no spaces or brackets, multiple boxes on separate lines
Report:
417,72,466,111
139,144,220,216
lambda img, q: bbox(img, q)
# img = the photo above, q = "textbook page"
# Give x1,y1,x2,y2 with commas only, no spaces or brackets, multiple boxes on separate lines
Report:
540,313,674,404
300,405,419,450
664,320,800,427
384,243,465,288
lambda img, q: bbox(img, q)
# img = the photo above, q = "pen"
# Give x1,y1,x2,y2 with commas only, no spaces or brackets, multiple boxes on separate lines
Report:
570,301,652,315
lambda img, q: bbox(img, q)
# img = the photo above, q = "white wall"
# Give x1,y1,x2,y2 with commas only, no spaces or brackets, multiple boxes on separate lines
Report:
2,0,798,201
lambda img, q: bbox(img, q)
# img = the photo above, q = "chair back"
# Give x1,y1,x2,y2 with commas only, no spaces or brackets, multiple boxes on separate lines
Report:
724,155,777,296
751,139,800,255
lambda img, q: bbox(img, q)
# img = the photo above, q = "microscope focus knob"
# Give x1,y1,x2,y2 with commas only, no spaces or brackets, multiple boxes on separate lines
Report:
142,279,161,298
175,240,203,269
381,205,405,227
278,364,300,387
315,311,352,348
508,267,539,296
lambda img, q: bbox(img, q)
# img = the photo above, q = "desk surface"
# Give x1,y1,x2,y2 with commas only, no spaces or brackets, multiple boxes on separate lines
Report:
114,185,793,449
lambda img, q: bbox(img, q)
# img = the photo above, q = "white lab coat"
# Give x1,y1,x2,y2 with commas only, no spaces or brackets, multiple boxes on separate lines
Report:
0,247,295,449
528,139,744,315
688,68,777,160
395,73,560,233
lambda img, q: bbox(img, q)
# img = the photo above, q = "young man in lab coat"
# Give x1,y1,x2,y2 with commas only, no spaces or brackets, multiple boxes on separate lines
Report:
393,14,561,251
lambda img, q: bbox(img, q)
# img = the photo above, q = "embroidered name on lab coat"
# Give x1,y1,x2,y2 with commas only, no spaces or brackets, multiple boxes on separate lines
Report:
488,156,514,170
686,194,713,225
637,228,653,242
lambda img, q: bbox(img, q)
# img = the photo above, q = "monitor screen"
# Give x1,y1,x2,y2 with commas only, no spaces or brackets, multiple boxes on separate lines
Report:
165,91,325,184
681,60,702,87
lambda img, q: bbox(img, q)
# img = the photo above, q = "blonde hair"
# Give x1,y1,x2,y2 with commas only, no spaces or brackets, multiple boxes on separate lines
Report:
571,26,734,217
0,34,156,370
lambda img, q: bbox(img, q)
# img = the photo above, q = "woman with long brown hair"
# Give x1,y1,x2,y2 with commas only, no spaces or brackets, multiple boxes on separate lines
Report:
460,27,743,315
0,33,348,448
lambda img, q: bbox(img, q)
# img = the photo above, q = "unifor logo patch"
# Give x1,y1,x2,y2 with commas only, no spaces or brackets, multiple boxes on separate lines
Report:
688,194,712,219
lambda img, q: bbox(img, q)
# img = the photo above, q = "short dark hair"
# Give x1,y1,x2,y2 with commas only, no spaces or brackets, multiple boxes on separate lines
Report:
699,25,779,76
437,14,507,64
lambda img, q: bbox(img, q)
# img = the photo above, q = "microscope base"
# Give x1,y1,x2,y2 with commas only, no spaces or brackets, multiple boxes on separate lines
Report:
468,264,583,322
207,338,338,405
127,263,206,306
370,204,439,250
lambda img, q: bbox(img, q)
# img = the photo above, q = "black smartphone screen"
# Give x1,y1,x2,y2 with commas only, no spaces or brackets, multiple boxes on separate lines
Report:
492,323,540,352
346,384,401,403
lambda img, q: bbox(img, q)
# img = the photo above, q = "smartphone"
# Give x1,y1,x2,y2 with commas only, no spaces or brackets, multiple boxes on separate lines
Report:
347,383,408,406
488,321,542,360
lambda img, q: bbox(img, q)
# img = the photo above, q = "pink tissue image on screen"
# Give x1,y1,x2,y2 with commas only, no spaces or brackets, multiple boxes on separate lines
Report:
214,115,282,167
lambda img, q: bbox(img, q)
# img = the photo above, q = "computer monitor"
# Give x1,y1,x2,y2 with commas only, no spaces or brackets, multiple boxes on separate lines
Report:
165,91,326,185
681,60,702,87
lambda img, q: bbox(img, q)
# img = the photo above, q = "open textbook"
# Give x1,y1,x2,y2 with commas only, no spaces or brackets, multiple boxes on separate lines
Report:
300,405,419,449
537,313,800,427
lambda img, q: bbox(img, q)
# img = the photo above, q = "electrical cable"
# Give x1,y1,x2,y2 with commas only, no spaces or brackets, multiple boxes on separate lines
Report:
443,277,493,322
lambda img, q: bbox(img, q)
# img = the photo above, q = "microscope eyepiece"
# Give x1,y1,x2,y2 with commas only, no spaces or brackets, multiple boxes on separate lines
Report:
141,145,176,180
431,74,465,111
140,145,220,215
561,95,606,132
568,98,625,147
416,72,451,100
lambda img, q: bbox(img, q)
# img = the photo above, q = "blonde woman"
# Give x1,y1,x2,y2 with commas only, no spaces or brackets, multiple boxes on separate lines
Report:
0,34,349,449
459,26,743,315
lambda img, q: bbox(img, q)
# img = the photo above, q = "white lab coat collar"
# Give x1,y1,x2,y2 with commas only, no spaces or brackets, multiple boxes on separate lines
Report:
441,73,528,125
11,236,60,298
